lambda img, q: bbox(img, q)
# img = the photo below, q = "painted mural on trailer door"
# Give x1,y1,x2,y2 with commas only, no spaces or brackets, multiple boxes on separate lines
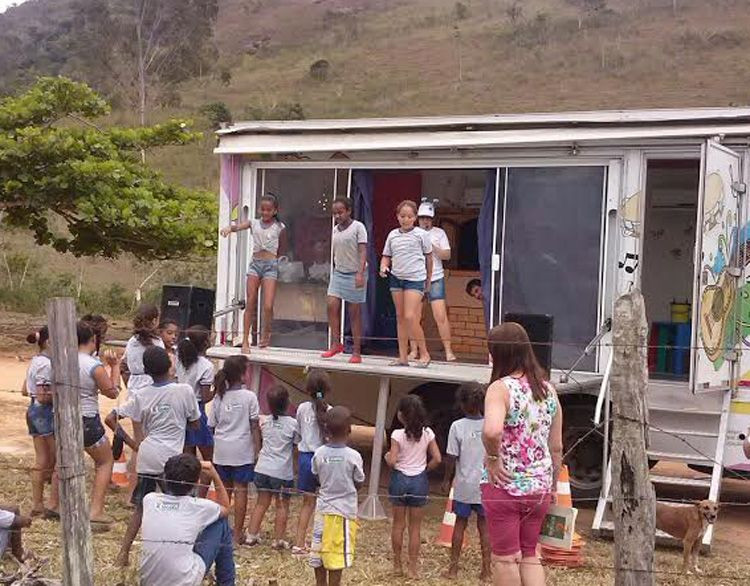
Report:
692,140,744,392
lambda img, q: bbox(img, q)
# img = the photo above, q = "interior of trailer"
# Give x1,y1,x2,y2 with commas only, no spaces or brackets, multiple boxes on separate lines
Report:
641,159,700,382
251,164,610,371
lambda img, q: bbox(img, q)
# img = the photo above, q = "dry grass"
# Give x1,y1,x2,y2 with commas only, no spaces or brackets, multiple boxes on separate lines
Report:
0,452,748,585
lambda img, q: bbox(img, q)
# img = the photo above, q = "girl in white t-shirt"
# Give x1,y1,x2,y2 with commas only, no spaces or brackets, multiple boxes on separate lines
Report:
220,193,288,354
385,395,441,578
124,304,165,393
23,326,59,517
208,355,260,544
379,200,433,368
177,325,215,463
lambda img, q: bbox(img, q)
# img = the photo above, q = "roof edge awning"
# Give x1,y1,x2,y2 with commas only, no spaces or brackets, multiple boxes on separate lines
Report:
216,107,750,136
214,123,750,155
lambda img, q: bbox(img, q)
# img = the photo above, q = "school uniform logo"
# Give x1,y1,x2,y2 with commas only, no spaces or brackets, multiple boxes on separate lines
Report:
155,501,179,512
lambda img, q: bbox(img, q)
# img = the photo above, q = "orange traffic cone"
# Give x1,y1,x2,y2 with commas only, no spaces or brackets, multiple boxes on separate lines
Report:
206,479,218,502
436,488,457,547
111,451,129,488
541,466,584,567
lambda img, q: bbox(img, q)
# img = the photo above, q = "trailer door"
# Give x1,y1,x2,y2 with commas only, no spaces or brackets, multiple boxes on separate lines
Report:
691,140,745,392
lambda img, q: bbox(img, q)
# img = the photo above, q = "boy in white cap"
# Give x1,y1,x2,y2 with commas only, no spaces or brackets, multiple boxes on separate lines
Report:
411,198,456,362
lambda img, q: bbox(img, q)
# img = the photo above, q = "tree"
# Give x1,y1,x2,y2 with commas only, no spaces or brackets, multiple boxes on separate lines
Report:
0,77,217,260
82,0,219,125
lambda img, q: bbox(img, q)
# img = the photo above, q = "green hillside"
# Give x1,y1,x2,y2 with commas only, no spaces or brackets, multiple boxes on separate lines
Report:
2,0,750,311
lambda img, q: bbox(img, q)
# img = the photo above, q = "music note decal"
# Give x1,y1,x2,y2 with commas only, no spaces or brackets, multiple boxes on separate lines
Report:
618,253,639,274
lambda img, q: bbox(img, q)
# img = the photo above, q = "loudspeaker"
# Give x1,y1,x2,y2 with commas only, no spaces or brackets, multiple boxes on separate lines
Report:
503,313,554,374
161,285,216,332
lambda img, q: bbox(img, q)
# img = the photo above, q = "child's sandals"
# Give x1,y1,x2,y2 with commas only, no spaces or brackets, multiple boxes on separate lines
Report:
271,539,291,551
244,533,262,547
291,545,308,556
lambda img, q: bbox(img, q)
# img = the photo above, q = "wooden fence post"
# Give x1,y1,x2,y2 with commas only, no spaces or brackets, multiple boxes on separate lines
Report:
610,290,655,586
47,298,94,586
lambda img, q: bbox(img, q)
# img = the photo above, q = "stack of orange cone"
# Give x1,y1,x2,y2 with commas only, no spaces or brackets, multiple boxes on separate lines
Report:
111,451,129,488
540,466,584,567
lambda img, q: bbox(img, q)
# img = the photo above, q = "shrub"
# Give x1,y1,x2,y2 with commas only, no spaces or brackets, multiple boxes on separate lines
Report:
309,59,331,81
455,1,469,20
199,102,233,129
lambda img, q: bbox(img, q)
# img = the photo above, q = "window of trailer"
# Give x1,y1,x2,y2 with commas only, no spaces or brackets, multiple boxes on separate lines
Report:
253,164,607,370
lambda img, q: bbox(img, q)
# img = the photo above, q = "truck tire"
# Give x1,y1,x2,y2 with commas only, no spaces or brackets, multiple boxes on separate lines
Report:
561,398,605,502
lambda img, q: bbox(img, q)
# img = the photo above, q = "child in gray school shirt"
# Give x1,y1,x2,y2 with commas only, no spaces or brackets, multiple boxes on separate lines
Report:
309,406,365,583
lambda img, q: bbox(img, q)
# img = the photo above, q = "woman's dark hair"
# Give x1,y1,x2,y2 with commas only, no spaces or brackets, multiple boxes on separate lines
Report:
133,304,160,346
77,322,95,346
267,385,289,420
178,325,211,370
305,369,331,439
143,346,172,378
27,326,49,350
81,314,108,355
488,322,548,402
214,355,249,398
397,394,428,442
332,197,352,212
163,453,201,496
396,199,418,215
457,382,485,416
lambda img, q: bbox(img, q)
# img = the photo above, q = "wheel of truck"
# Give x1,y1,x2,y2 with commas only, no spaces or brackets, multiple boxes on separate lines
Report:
562,398,605,502
388,383,461,455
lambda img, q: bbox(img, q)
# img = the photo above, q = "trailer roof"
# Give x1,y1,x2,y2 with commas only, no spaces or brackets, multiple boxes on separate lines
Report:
217,107,750,135
215,107,750,154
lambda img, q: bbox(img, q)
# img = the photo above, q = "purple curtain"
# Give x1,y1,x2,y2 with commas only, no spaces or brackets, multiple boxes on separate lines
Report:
345,170,376,352
477,170,497,329
220,154,242,212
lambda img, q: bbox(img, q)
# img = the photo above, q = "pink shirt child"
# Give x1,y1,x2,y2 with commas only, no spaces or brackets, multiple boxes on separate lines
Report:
390,427,436,476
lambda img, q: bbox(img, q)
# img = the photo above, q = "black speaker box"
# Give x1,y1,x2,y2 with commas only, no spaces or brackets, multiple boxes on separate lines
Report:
161,285,216,332
503,313,554,374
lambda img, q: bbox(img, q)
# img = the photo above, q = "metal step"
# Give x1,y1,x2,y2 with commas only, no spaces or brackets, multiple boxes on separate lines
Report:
649,474,711,489
648,428,719,459
647,450,714,465
597,520,681,547
648,427,718,438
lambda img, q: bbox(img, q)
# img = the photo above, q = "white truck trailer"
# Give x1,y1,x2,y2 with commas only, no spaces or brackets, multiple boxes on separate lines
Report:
208,109,750,543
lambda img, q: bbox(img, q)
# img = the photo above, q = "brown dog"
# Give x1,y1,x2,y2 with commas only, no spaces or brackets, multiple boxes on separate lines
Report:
655,499,719,574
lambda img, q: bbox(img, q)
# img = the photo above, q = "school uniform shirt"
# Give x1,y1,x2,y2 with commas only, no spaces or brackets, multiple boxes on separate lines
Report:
390,427,435,476
119,382,201,475
78,352,103,418
312,444,365,519
175,356,214,402
446,416,485,505
251,218,285,255
26,354,51,397
424,227,451,282
0,509,14,557
125,335,165,393
382,227,432,281
254,415,300,481
208,387,260,466
140,492,221,586
296,401,331,453
332,220,368,272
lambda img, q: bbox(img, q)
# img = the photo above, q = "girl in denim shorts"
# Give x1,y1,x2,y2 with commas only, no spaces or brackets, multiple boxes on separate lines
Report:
385,395,441,578
220,193,287,354
24,326,59,518
246,385,300,549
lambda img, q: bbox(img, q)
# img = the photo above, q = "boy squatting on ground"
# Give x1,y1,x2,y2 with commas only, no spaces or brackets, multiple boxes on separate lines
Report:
309,406,365,586
140,454,235,586
0,506,32,563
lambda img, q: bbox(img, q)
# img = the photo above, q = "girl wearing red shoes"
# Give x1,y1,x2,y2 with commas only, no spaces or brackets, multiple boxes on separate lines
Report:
321,198,368,364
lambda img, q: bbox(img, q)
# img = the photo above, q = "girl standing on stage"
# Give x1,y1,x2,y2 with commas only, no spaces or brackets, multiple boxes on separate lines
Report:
321,198,368,363
221,193,287,354
380,200,433,368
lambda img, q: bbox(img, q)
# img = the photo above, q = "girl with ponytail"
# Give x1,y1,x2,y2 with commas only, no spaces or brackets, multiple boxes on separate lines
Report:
207,355,261,544
23,326,59,517
176,325,215,462
293,369,332,555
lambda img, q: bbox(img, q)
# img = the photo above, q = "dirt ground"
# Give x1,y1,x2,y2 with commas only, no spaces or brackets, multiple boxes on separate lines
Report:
1,353,750,585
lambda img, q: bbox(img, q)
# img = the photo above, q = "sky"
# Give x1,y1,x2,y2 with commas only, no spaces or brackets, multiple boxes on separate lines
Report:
0,0,28,14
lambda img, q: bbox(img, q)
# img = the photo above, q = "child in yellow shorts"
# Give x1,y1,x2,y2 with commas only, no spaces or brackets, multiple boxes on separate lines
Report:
309,407,365,585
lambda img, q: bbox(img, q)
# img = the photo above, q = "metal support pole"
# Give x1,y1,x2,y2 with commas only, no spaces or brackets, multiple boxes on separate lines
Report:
358,376,390,520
